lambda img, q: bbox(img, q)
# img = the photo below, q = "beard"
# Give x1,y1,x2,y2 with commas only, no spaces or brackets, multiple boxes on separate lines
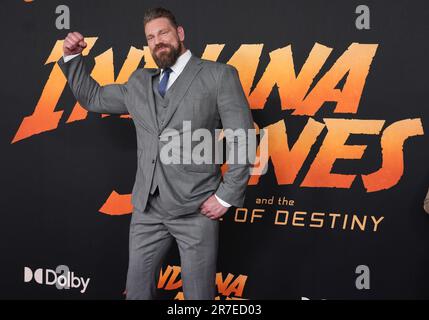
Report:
152,41,182,69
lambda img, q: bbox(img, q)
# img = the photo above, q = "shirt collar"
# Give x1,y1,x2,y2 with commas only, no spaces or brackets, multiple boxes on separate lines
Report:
160,49,192,78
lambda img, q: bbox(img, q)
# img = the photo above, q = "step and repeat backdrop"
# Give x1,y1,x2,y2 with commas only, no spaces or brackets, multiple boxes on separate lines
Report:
1,0,429,299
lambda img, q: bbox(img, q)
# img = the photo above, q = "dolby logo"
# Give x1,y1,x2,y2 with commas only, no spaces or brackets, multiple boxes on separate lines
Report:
24,265,90,293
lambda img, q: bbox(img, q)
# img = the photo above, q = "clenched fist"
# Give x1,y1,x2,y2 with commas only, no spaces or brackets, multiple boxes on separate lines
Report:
63,32,87,56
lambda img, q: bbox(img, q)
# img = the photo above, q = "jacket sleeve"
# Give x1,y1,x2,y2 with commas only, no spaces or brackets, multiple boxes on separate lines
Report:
57,54,129,114
214,64,255,208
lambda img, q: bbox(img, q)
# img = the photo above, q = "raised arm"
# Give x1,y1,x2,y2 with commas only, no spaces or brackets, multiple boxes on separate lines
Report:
57,32,128,114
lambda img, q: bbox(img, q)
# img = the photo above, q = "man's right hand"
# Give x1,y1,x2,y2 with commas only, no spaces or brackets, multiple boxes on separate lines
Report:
63,32,87,56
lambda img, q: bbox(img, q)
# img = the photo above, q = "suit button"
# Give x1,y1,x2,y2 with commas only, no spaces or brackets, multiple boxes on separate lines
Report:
152,159,155,164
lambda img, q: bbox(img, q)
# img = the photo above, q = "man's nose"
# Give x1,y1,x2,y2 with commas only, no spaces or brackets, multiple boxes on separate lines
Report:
154,36,163,46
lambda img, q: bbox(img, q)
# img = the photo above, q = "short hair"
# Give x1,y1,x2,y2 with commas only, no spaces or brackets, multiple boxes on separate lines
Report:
143,7,178,28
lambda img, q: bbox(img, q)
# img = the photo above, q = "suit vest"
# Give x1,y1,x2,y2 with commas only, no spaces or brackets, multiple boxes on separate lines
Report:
149,72,180,195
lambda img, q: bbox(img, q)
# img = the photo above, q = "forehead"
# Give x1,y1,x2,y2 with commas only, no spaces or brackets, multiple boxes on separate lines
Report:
145,17,175,35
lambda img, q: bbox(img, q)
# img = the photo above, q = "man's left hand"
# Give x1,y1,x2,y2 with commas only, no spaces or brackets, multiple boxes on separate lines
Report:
199,195,229,220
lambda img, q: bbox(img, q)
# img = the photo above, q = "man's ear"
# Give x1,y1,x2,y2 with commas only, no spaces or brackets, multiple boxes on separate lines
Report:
177,26,185,42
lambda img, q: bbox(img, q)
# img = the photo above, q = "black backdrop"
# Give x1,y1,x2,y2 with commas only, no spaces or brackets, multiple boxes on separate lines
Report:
1,0,429,299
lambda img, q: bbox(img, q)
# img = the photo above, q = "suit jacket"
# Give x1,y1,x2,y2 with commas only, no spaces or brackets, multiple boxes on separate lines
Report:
57,53,254,215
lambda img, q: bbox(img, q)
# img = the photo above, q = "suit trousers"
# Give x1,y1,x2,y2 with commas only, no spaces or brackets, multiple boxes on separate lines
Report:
125,188,219,300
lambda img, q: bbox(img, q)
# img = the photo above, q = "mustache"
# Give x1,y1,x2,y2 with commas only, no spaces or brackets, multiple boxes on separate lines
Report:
155,44,171,51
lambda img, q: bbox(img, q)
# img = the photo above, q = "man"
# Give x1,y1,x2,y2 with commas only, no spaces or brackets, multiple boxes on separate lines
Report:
58,7,254,299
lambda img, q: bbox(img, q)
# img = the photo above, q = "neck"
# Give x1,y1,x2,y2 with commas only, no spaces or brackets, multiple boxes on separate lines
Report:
179,46,187,56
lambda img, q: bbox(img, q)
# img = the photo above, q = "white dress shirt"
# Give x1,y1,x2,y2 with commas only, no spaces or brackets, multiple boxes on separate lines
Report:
63,50,231,208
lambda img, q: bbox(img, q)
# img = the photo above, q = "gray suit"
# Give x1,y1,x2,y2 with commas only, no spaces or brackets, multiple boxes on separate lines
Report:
58,52,254,299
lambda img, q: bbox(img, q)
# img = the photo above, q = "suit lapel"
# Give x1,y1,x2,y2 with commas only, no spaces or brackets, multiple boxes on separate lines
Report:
147,68,161,133
160,55,203,132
